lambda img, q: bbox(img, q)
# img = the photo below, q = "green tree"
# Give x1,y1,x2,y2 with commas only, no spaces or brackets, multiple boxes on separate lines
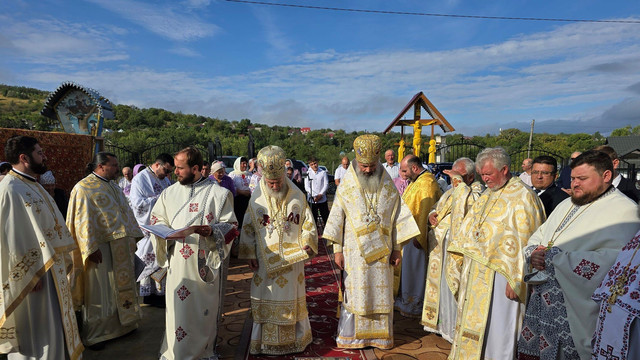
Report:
611,125,632,136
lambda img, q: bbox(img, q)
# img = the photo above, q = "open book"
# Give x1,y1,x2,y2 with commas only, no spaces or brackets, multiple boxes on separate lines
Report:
140,224,211,239
141,223,239,243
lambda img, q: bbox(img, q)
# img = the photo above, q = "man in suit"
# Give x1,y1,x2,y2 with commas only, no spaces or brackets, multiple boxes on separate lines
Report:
557,151,581,194
532,155,569,217
594,145,640,203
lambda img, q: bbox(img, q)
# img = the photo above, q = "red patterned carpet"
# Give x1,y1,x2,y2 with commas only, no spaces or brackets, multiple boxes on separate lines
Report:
237,239,451,360
82,239,450,359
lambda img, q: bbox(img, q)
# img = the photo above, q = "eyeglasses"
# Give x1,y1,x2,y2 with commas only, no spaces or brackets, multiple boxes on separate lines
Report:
531,170,554,176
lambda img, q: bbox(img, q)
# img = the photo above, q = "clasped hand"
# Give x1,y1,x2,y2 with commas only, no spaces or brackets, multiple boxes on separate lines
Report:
530,245,547,271
248,245,315,271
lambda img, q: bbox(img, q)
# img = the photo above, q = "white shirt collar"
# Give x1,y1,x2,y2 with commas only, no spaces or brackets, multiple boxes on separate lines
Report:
92,172,110,182
11,168,37,182
612,173,622,188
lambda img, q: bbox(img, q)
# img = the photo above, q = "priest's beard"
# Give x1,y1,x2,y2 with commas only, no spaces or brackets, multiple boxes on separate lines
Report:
179,172,196,185
571,185,608,206
354,162,383,193
263,178,289,201
27,154,47,175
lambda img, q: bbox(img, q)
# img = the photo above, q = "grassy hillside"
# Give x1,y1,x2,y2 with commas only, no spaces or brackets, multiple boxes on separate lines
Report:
0,85,50,130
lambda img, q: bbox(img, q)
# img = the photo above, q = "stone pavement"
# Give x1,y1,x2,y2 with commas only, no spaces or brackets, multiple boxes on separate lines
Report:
84,255,450,360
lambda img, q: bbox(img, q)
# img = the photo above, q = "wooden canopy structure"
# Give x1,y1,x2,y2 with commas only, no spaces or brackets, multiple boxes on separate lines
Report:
41,81,114,137
383,92,455,162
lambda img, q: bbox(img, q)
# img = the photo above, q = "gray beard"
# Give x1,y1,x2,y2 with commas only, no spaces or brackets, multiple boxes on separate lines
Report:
263,178,289,201
354,162,383,193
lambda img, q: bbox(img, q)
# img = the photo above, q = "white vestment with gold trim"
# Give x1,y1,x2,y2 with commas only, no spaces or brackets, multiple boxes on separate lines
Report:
0,171,83,359
67,173,144,346
448,177,545,360
421,179,483,343
239,178,318,355
323,165,420,349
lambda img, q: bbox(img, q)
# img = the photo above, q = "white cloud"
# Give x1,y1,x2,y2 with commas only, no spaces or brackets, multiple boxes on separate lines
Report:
0,17,128,65
168,46,202,57
87,0,219,41
14,17,640,134
182,0,212,9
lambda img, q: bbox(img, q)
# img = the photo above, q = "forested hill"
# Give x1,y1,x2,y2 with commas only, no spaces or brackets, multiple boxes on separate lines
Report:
2,83,635,169
0,84,50,130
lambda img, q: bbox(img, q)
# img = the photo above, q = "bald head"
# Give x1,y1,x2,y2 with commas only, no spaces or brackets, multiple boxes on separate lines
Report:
122,167,132,181
385,149,395,166
400,154,424,182
341,156,349,168
521,158,533,173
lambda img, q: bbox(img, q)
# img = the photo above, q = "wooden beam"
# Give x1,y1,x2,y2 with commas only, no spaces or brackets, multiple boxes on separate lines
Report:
395,119,438,126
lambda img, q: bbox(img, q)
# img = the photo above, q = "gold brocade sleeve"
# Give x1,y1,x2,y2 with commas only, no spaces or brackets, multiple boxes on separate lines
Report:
238,209,257,260
402,173,442,251
322,195,345,249
444,181,483,297
66,184,100,265
67,176,143,267
447,177,544,302
300,202,319,255
240,181,315,275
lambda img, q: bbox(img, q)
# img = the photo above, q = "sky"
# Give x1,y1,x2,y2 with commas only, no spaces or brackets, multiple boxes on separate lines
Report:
1,0,640,136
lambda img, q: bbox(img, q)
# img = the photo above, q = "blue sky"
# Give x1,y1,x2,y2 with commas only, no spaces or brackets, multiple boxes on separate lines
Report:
1,0,640,135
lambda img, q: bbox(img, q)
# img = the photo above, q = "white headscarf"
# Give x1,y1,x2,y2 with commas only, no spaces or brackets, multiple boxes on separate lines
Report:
39,170,56,185
230,157,250,177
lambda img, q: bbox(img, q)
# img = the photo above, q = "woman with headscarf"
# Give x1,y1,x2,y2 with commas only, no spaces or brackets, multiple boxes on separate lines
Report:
229,157,251,257
229,156,251,223
38,170,68,218
285,159,302,183
132,164,146,177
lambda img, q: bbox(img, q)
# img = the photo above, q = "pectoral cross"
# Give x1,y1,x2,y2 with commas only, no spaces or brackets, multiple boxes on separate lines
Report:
606,264,640,312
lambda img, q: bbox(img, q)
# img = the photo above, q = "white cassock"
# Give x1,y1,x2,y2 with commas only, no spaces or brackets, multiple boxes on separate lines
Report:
0,171,83,360
518,187,640,360
592,230,640,360
130,167,171,296
151,177,236,360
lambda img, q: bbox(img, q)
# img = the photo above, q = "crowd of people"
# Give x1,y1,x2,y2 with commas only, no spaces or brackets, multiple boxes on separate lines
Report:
1,133,640,360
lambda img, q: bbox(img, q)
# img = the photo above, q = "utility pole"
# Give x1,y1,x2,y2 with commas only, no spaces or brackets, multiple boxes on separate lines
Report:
527,119,535,158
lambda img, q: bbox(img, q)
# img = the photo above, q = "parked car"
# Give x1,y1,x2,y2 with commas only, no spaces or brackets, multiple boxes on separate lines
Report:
218,155,238,175
291,159,308,177
428,162,453,185
319,165,337,195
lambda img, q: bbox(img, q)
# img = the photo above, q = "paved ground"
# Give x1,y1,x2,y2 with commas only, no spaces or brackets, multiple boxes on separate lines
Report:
84,260,253,360
84,255,450,360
